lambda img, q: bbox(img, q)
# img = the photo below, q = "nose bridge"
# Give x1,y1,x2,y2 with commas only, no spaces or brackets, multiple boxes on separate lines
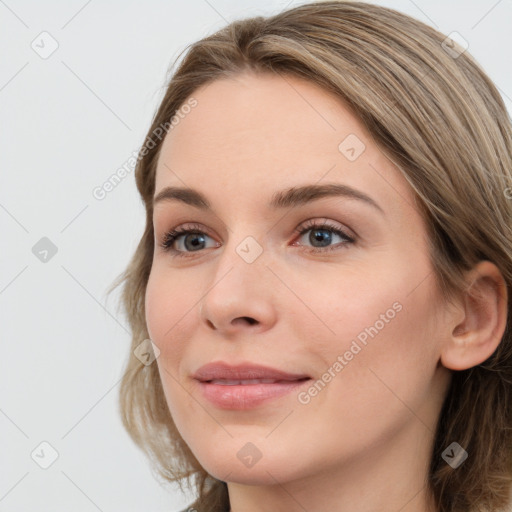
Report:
214,212,270,273
211,229,268,297
199,225,277,332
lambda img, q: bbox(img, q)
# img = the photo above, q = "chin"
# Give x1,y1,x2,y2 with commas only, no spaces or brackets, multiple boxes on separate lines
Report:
204,458,295,486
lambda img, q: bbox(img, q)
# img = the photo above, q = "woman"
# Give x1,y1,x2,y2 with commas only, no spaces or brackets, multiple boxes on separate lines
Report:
108,1,512,511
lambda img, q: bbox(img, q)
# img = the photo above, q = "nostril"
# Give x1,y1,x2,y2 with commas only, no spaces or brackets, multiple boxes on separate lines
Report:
233,316,258,326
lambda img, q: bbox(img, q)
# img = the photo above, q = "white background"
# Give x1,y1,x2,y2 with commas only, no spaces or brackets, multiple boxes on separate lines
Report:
1,0,511,511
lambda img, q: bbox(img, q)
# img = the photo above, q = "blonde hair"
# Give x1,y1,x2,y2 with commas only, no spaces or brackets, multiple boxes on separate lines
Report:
107,1,512,510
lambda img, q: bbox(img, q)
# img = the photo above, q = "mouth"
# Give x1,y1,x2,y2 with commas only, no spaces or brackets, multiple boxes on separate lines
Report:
193,361,311,382
196,376,312,410
192,361,312,410
205,377,311,385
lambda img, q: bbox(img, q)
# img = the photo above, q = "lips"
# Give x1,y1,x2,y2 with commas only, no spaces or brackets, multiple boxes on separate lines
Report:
192,361,311,383
192,361,312,409
209,378,284,385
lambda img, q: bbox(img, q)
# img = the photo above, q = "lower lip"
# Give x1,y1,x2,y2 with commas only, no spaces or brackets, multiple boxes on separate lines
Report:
197,379,311,410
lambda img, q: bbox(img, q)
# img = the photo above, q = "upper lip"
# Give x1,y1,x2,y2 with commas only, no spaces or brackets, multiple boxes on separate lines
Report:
193,361,311,382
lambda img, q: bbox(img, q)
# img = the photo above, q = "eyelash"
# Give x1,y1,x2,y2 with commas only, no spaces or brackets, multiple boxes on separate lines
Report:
158,219,355,258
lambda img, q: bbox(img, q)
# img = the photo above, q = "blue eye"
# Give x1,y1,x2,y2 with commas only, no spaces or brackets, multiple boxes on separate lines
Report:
159,223,218,255
158,219,355,258
292,219,355,253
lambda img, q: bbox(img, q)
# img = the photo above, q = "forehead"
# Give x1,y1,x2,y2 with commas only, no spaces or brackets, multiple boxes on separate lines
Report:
154,71,414,217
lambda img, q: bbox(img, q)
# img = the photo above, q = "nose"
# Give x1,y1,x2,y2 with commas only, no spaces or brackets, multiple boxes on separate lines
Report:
198,242,278,336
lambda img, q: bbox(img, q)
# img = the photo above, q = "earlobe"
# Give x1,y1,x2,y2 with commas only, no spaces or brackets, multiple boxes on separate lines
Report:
440,261,508,371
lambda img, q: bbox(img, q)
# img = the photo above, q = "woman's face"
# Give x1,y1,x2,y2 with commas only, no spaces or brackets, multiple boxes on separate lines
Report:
145,71,452,488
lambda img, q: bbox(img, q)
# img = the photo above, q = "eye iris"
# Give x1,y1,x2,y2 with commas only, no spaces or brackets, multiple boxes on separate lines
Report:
184,233,205,251
310,228,332,247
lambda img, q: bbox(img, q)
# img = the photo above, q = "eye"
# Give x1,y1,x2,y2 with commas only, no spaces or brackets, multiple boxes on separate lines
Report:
292,218,355,253
158,219,355,258
159,223,218,256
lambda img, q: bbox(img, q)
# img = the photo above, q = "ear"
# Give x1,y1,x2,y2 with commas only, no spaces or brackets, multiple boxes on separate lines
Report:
440,261,508,371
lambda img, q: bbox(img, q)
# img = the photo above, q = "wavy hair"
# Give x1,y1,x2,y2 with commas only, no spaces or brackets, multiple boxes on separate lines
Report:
107,1,512,510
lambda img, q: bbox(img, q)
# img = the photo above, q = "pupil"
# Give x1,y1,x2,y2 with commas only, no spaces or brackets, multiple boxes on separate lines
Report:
311,229,331,247
185,233,204,251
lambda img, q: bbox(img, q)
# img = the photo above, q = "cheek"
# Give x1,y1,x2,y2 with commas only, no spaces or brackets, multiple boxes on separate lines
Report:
300,263,407,355
145,269,200,420
288,284,440,474
310,268,440,420
144,268,198,358
306,257,440,395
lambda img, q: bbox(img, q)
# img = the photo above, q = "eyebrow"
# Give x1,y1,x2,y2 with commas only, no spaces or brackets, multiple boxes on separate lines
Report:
153,183,384,215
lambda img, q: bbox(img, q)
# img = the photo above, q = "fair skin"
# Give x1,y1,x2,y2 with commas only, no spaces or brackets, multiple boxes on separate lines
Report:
145,71,508,512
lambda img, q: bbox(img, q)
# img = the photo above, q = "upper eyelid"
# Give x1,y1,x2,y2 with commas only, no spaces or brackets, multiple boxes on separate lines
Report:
163,218,350,236
163,219,354,246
